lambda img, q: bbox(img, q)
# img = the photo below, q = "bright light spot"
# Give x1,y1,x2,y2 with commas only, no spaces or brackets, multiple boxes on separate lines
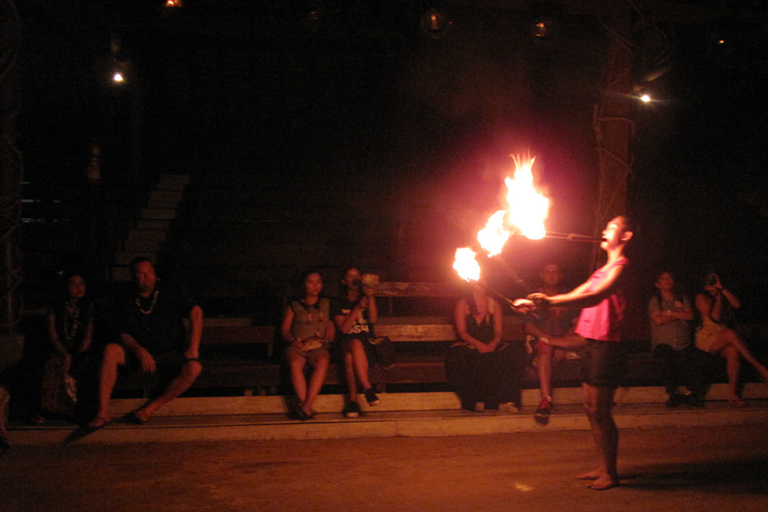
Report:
112,72,124,83
504,156,549,240
514,482,533,492
640,94,652,103
453,248,481,282
477,210,510,257
165,0,184,7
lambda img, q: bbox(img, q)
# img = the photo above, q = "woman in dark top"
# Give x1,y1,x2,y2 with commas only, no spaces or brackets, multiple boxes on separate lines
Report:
446,282,521,412
39,273,94,419
332,267,381,418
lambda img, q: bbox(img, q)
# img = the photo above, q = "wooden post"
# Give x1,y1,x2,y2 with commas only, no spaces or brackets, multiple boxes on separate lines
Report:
590,2,635,268
0,0,24,368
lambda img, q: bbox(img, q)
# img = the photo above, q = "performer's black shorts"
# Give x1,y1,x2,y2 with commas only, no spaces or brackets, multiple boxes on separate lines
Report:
581,338,626,388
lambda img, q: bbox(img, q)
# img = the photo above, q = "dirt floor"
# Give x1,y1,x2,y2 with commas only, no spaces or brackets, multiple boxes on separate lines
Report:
2,424,768,512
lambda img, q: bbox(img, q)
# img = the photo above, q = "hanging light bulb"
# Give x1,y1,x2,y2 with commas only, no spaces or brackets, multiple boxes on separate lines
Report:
420,8,452,39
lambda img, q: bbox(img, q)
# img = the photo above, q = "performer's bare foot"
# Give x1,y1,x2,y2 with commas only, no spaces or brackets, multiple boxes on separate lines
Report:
589,475,619,490
727,395,746,407
576,468,602,480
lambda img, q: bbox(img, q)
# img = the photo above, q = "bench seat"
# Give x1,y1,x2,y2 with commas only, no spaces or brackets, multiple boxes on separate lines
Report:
189,350,675,395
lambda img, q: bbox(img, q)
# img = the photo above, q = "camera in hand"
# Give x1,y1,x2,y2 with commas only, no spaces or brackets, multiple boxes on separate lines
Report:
704,273,717,286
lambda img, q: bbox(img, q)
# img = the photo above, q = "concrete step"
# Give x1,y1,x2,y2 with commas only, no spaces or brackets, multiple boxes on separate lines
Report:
146,197,184,209
125,230,167,245
135,219,172,231
156,174,191,189
149,189,185,203
141,207,177,220
114,252,152,266
123,240,162,253
9,386,768,445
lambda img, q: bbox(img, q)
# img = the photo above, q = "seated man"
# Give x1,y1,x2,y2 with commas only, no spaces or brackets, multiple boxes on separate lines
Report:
524,262,582,425
89,257,203,428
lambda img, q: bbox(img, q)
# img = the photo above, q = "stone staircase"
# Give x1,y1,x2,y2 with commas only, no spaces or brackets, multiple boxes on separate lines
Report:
174,167,395,317
10,383,768,445
111,174,192,281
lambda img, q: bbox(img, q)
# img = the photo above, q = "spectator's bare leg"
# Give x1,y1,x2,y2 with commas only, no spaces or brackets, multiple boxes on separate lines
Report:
721,331,768,381
720,345,743,404
550,334,586,349
288,352,308,403
304,351,329,412
349,338,372,393
343,350,358,402
90,343,126,427
135,360,202,422
537,344,554,399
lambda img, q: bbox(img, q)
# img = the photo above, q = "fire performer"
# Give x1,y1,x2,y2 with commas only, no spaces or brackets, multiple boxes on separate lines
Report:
514,216,634,490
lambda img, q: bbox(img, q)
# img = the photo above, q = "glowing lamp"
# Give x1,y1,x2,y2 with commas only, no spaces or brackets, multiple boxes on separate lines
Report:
420,9,452,39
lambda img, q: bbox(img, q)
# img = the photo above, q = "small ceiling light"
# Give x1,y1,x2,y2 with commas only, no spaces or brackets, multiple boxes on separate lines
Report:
530,16,559,41
165,0,183,8
112,71,125,83
420,8,452,39
639,94,652,103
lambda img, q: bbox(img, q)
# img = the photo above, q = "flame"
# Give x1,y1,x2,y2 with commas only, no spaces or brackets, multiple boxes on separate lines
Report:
453,154,550,283
477,210,511,256
503,156,549,240
453,248,481,282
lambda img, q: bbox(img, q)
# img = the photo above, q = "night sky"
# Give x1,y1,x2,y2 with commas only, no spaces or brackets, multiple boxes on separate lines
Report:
12,1,768,327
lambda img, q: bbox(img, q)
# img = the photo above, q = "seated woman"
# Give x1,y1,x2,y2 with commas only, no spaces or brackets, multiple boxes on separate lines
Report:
695,273,768,405
447,282,522,413
648,271,706,406
281,269,334,420
38,272,95,421
332,267,380,418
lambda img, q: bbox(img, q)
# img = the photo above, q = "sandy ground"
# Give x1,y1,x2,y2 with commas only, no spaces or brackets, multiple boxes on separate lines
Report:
2,424,768,512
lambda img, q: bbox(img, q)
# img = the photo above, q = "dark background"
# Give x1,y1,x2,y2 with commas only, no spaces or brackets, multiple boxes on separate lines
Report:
12,1,768,328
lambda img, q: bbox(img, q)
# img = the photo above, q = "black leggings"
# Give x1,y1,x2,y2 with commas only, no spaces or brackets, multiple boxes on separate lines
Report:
445,343,525,409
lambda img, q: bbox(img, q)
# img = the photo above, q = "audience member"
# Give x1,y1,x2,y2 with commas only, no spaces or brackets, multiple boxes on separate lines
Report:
648,271,711,406
448,281,523,413
332,267,380,418
37,273,94,421
524,262,581,424
281,269,334,420
694,273,768,405
88,257,203,428
515,215,635,490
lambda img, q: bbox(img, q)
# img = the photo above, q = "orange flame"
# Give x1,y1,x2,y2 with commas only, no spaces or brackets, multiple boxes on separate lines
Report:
477,210,510,256
453,248,481,282
453,154,549,282
503,156,549,240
